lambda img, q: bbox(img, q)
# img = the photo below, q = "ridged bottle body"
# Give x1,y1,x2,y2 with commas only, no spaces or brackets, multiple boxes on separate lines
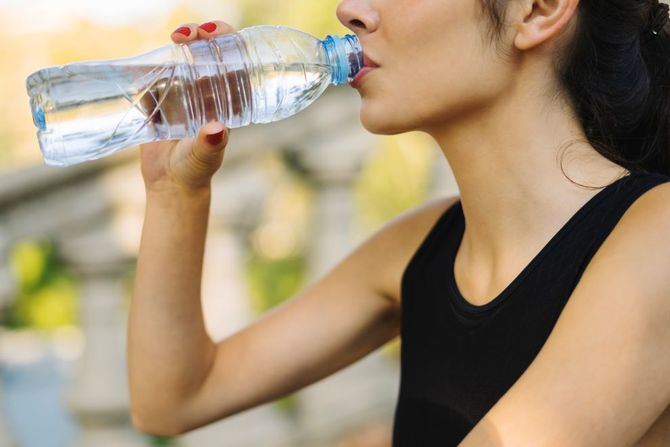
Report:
25,25,363,166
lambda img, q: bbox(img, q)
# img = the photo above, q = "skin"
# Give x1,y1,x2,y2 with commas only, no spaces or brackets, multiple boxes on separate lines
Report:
344,0,629,305
128,1,670,443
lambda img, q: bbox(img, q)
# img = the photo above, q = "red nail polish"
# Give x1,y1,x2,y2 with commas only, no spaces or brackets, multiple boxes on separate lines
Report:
174,26,191,37
206,129,225,146
199,22,217,33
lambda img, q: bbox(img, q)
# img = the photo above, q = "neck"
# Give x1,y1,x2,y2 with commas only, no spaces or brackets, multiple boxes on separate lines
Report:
423,71,628,268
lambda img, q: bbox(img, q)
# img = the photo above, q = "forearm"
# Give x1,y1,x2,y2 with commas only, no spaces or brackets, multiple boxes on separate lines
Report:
128,187,217,428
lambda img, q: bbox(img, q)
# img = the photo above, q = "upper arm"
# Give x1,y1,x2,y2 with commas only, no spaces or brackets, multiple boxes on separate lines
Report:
176,195,460,434
459,184,670,447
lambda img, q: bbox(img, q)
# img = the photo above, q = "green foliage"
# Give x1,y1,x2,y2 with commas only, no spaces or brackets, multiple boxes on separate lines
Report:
120,265,137,313
351,134,436,361
244,250,306,416
273,392,299,417
245,251,306,314
147,435,178,446
355,133,435,231
2,240,78,331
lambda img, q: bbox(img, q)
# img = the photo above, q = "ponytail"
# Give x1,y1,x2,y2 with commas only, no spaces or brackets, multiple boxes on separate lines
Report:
479,0,670,176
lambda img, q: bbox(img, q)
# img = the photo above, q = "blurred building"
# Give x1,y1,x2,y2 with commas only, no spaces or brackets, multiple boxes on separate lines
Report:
0,2,459,445
0,85,458,446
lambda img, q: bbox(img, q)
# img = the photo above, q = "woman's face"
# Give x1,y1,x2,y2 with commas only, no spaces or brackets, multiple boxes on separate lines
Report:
336,0,518,135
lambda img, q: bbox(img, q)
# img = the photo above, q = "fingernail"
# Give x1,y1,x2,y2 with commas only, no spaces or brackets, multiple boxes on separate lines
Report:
206,128,226,146
173,26,191,37
199,22,217,33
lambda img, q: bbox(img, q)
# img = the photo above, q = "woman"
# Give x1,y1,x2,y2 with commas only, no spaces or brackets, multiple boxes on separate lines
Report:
128,0,670,445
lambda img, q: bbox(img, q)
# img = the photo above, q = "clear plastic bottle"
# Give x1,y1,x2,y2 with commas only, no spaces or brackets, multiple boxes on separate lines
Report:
25,25,363,167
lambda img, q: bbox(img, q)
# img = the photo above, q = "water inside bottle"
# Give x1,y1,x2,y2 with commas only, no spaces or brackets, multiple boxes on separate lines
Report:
27,59,332,166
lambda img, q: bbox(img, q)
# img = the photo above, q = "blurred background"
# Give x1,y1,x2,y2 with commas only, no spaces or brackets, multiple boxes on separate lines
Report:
0,0,458,445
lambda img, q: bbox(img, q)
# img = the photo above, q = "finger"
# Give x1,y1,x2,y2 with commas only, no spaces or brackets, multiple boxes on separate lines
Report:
170,23,200,44
187,121,229,167
197,20,237,39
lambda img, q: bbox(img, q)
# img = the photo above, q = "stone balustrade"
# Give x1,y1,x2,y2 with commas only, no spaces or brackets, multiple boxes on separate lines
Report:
0,87,456,446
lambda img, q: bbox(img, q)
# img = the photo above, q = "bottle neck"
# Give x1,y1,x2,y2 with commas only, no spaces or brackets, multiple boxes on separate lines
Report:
321,34,363,86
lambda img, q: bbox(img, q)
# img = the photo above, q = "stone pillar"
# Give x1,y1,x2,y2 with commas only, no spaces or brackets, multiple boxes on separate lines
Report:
0,231,16,311
0,234,23,446
296,129,375,281
0,381,16,447
203,162,268,341
58,226,144,447
199,222,254,343
286,129,401,445
0,340,18,447
179,164,295,447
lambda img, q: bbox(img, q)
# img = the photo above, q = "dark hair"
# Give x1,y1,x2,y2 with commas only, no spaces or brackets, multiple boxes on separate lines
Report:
477,0,670,179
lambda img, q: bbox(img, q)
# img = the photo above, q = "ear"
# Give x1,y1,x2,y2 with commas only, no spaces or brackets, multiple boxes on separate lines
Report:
513,0,580,50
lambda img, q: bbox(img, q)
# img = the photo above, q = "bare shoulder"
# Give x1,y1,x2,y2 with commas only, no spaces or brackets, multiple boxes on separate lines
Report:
598,179,670,265
593,179,670,304
458,181,670,447
359,194,461,305
627,179,670,217
624,178,670,212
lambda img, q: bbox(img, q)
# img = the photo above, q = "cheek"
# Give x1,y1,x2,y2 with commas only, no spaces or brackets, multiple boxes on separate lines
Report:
355,4,509,134
350,66,414,132
355,69,443,135
361,45,510,133
355,64,465,135
358,97,408,135
421,51,514,123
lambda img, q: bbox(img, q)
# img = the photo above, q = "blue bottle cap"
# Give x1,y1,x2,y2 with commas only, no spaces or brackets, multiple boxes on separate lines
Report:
322,34,364,85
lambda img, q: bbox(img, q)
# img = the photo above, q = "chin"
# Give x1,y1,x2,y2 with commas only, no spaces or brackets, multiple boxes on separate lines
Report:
359,104,417,135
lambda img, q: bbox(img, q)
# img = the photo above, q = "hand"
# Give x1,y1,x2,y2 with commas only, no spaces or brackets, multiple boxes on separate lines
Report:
140,20,237,195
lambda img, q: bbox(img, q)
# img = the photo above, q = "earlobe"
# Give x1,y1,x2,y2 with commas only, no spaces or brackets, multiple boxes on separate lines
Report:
514,22,541,51
513,0,579,51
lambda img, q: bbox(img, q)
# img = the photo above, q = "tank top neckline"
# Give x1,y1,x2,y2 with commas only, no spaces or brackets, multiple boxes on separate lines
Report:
446,172,636,315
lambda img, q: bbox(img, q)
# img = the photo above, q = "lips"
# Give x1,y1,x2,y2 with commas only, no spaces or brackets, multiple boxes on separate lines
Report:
349,51,380,88
363,54,379,68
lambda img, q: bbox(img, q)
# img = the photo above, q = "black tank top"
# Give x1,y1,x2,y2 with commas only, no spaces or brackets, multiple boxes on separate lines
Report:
392,171,670,446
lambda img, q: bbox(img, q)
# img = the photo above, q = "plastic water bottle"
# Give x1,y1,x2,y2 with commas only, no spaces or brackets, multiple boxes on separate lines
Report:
25,25,363,167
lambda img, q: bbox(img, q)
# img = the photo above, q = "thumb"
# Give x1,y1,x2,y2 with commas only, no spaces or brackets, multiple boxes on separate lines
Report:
202,121,229,150
189,121,229,166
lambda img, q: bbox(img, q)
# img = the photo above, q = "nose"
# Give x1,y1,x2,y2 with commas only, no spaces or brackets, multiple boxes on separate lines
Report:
336,0,379,35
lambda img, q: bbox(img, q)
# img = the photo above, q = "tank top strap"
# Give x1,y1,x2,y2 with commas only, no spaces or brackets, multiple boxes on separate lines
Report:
400,198,462,313
569,171,670,277
401,171,670,321
448,172,670,315
393,170,670,446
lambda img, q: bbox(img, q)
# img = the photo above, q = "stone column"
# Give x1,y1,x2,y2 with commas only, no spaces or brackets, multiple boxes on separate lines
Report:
201,166,267,342
296,129,376,281
0,393,16,447
199,222,254,343
59,226,144,447
285,128,401,445
0,230,16,312
0,233,23,446
179,164,295,447
199,213,261,348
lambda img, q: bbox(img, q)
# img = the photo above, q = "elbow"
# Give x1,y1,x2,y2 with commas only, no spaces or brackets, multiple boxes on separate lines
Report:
130,407,186,438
